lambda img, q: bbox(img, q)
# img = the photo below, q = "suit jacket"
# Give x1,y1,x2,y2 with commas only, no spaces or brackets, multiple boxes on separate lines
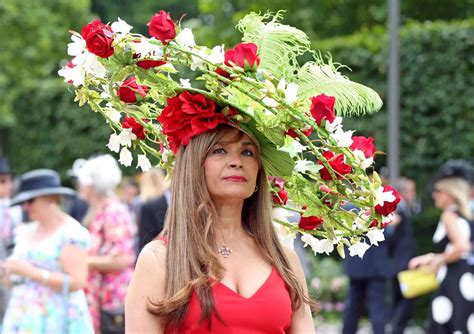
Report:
138,194,168,252
386,200,418,275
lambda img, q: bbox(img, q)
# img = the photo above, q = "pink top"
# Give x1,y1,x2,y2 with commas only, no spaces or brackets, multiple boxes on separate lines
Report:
160,237,293,333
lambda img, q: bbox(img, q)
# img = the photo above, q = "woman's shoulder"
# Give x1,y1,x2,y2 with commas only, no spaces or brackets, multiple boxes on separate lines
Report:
138,239,167,269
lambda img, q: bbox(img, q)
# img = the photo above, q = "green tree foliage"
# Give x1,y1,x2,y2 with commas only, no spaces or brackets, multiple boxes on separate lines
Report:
318,19,474,190
0,0,111,174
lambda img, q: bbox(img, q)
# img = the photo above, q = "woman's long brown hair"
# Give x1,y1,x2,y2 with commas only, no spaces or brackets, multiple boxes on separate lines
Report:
148,124,315,331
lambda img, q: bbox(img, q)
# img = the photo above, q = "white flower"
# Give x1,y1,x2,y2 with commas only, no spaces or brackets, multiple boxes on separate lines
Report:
100,85,112,99
353,212,370,229
208,45,225,64
294,159,323,173
119,147,133,167
280,136,305,158
67,35,86,57
111,18,133,35
81,53,107,78
262,97,279,108
57,63,85,87
133,38,163,57
353,150,374,170
175,28,196,48
301,234,335,255
374,186,397,206
348,241,371,258
272,208,293,224
179,78,191,88
332,127,354,147
117,128,137,147
285,83,299,104
106,133,121,153
366,229,385,246
137,154,152,171
325,116,343,132
161,148,173,163
103,105,121,124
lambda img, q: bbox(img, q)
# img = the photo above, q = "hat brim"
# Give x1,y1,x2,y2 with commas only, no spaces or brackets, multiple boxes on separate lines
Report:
10,187,76,206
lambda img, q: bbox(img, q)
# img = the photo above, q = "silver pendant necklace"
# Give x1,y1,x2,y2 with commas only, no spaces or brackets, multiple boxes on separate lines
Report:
217,245,233,258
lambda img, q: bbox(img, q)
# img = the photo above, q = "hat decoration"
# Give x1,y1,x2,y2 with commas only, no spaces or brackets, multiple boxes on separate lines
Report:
59,11,400,257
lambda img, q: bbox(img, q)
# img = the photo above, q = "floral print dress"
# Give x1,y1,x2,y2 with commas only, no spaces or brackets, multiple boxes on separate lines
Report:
2,219,93,334
85,199,136,333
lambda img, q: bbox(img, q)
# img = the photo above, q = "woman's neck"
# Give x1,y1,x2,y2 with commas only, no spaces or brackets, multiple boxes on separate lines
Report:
213,201,245,238
36,207,66,233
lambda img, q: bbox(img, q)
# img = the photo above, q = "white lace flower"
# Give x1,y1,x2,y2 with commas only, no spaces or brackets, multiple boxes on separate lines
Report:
137,154,152,171
175,28,196,48
294,159,323,173
111,18,133,35
103,105,121,124
119,147,133,166
325,116,343,132
366,229,385,246
179,78,191,88
374,186,397,206
332,127,354,147
133,38,163,57
67,35,86,57
57,63,85,87
280,136,305,158
348,241,371,258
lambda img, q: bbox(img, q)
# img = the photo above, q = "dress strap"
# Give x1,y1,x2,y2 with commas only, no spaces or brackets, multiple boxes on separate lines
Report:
156,235,168,245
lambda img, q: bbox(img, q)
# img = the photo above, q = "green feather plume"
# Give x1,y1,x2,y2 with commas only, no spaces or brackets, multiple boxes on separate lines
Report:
236,12,383,116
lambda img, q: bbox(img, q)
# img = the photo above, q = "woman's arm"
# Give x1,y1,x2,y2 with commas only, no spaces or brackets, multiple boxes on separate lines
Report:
409,211,471,271
88,254,134,273
283,247,315,334
2,244,88,293
125,240,167,333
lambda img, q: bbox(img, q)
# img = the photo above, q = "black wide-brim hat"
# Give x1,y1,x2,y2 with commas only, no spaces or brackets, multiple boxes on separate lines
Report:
10,169,76,206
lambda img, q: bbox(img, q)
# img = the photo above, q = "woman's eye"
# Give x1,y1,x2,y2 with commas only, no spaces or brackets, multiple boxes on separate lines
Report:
212,147,226,154
242,149,254,157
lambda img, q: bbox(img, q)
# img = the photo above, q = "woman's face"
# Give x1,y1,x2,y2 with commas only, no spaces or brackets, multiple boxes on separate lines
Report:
432,187,453,209
204,130,259,204
22,196,49,221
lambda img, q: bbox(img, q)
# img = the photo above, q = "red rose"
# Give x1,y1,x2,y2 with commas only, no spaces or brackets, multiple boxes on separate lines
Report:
375,185,401,216
268,176,288,205
216,43,260,77
370,219,390,228
147,11,176,44
351,136,376,158
81,19,114,58
136,59,167,69
122,115,146,140
318,150,352,180
310,94,336,126
157,92,226,153
117,76,148,103
299,207,324,230
286,125,313,139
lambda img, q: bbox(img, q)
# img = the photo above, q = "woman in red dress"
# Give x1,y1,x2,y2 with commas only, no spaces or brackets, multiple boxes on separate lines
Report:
126,124,315,333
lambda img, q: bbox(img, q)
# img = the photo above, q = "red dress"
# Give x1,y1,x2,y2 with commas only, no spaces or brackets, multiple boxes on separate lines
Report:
160,239,293,333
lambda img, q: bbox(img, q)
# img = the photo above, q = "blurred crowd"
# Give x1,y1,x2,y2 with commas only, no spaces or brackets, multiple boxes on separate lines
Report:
0,154,472,333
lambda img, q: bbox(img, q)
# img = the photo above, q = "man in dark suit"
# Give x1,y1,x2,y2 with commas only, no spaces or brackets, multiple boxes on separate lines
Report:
342,234,391,334
137,191,169,253
386,177,419,334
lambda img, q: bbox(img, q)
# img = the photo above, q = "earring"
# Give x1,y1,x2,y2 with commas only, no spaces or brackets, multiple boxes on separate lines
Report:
254,186,259,192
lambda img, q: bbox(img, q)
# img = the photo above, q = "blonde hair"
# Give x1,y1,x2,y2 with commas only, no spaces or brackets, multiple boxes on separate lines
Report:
139,168,168,201
435,177,471,219
148,124,314,330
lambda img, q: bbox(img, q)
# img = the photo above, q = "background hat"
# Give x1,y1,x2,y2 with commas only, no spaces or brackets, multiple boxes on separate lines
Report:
0,156,12,175
10,169,76,206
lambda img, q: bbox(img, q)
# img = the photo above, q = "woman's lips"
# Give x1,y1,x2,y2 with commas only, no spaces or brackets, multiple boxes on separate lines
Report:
223,175,247,182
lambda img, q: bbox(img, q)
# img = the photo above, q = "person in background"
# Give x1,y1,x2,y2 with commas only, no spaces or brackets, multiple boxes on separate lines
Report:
118,176,141,225
77,154,136,333
0,156,22,323
137,168,170,253
1,169,93,333
386,177,419,334
65,158,89,223
409,176,473,333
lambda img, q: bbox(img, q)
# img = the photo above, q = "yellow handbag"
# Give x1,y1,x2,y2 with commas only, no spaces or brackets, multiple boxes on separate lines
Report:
397,268,440,299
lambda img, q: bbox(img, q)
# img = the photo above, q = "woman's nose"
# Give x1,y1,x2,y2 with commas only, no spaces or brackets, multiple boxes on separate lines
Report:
228,152,243,168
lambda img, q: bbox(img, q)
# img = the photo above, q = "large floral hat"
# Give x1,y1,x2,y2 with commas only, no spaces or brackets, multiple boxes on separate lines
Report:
59,11,400,257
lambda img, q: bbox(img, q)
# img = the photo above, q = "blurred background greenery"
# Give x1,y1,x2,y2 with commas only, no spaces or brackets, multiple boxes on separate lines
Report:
1,0,473,325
